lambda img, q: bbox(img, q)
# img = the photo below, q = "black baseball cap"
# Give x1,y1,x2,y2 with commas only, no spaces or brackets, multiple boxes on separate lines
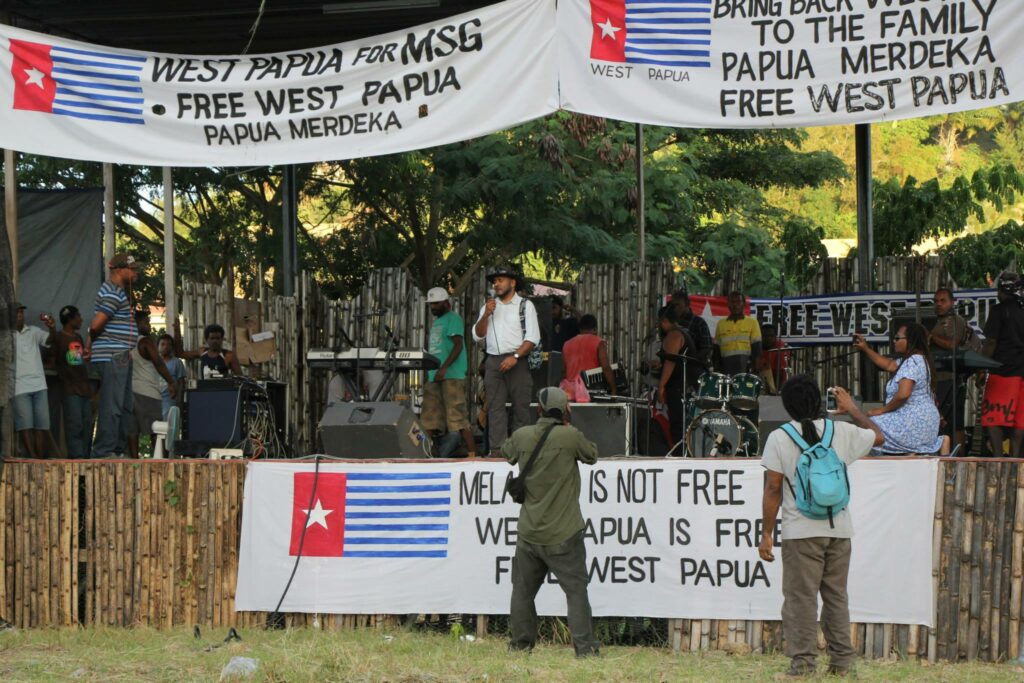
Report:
59,305,80,325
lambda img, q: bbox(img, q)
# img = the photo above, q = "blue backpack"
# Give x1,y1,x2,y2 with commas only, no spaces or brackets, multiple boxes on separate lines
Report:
780,420,850,528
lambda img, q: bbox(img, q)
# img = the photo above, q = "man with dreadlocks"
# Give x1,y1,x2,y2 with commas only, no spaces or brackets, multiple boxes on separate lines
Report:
758,376,883,677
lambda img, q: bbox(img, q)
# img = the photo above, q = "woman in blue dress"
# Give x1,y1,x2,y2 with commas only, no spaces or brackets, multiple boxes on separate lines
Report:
850,323,949,455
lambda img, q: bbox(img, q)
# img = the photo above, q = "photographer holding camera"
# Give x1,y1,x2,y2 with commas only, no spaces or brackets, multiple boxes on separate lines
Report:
501,386,600,658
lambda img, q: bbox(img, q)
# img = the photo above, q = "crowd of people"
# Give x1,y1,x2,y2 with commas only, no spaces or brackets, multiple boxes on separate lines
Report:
9,253,237,459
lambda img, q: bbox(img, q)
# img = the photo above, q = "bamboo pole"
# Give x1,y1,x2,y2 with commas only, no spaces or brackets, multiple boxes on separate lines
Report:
1011,463,1024,660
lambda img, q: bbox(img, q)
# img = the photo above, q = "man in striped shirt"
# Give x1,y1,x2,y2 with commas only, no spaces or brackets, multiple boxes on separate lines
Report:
86,253,139,458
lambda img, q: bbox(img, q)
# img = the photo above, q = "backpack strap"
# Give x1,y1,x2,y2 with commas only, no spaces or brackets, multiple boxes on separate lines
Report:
780,423,812,452
518,298,527,342
821,419,835,449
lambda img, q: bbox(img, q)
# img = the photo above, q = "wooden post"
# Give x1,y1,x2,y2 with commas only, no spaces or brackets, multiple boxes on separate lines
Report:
163,167,176,328
5,149,16,294
103,163,115,277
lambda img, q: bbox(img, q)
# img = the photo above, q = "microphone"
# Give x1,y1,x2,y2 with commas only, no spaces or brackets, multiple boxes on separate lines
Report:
487,287,496,300
709,432,732,457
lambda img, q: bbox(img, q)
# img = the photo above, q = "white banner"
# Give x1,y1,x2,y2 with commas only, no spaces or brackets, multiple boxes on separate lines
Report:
236,458,937,625
0,0,557,166
558,0,1024,128
751,288,998,345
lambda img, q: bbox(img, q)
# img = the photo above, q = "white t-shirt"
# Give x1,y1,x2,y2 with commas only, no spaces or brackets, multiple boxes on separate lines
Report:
761,419,876,540
472,294,540,356
15,325,50,396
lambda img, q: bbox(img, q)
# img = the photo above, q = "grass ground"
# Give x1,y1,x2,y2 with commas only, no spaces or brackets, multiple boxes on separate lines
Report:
2,626,1023,682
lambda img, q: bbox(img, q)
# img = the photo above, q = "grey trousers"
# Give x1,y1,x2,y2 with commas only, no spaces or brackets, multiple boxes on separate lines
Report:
510,530,600,656
92,353,134,458
781,537,856,672
484,354,533,450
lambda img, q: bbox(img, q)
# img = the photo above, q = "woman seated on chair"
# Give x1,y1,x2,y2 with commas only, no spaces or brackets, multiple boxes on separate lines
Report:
849,323,949,455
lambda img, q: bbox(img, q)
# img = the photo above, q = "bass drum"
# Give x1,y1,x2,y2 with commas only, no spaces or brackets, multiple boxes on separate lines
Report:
735,416,761,458
686,409,742,457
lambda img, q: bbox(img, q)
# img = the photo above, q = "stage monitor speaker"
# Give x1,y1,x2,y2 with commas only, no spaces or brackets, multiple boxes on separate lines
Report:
319,402,426,459
523,402,629,457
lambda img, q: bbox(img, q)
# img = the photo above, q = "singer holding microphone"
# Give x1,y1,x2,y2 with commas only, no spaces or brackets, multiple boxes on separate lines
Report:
473,264,540,453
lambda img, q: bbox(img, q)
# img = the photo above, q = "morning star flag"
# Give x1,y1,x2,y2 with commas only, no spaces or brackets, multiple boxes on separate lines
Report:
0,0,558,166
560,0,1024,128
288,471,451,559
589,0,713,68
10,39,146,124
236,462,459,613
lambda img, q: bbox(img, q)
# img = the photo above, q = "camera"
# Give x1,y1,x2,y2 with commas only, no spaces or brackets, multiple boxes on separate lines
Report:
826,387,838,413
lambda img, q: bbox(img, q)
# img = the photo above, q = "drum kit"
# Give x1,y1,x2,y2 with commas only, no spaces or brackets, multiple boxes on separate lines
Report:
681,372,763,458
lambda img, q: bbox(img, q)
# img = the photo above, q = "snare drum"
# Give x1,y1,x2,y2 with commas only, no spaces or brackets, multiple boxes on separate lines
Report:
729,373,762,411
696,372,730,408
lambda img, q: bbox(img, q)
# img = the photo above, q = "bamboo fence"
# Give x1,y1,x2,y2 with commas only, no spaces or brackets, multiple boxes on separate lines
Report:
2,458,1022,662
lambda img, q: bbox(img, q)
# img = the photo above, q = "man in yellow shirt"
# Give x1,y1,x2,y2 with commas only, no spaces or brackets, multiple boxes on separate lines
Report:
714,291,762,376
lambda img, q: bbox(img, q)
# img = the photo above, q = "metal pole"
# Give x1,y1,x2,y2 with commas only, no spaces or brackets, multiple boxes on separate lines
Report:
855,123,878,401
281,165,296,297
163,166,176,329
635,123,646,263
103,163,115,278
4,149,16,295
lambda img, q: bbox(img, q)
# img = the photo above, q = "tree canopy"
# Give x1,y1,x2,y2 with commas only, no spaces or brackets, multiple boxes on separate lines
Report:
9,105,1022,301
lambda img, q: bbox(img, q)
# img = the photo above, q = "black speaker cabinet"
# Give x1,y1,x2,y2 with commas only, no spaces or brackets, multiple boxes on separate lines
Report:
522,402,630,457
318,402,426,459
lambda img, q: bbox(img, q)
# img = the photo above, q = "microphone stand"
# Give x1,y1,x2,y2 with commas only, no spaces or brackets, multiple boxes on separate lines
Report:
662,351,707,458
628,281,640,456
811,348,861,366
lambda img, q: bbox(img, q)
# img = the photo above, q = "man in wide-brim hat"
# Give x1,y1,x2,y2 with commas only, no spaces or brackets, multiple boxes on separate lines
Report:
472,264,540,453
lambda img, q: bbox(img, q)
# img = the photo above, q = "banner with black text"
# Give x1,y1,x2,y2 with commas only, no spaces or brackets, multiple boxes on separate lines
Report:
236,458,936,625
680,290,998,345
0,0,557,166
750,288,997,344
558,0,1024,128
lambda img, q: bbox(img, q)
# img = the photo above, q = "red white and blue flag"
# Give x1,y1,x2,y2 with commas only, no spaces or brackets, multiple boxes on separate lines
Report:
589,0,712,68
10,38,146,125
237,462,460,613
289,471,451,559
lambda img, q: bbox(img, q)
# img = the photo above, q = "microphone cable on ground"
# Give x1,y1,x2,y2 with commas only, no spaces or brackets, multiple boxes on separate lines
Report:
267,454,322,629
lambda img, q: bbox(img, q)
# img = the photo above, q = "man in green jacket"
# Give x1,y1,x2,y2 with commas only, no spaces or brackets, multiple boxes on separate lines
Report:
501,386,600,657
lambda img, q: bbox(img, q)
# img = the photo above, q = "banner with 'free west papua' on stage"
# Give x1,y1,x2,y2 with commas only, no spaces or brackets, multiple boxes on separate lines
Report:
235,459,937,625
558,0,1024,128
0,0,557,167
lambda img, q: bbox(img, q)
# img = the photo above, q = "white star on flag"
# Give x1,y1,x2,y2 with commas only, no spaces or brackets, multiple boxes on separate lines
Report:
699,302,723,339
301,498,334,529
23,67,46,89
596,18,621,40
